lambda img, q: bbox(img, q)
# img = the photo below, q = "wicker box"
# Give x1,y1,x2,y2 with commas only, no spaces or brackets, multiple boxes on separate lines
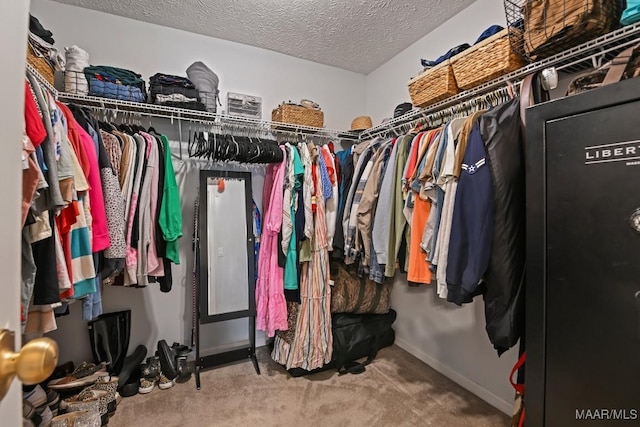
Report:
451,29,526,90
408,60,459,108
272,104,324,128
27,44,55,86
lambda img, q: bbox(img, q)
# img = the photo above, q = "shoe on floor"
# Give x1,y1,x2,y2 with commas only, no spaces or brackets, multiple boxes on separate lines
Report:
52,411,101,427
119,367,141,398
141,356,160,379
23,401,36,420
138,377,156,394
46,389,60,416
157,340,178,380
23,385,47,410
158,373,174,390
37,406,53,427
117,344,146,390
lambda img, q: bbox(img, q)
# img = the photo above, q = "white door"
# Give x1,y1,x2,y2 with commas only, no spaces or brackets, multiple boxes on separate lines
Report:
0,1,32,425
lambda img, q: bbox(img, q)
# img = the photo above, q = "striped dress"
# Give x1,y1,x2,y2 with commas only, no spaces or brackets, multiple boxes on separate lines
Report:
272,153,333,371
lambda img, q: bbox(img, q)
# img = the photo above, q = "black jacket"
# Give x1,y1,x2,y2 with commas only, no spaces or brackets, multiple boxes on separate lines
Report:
479,97,526,356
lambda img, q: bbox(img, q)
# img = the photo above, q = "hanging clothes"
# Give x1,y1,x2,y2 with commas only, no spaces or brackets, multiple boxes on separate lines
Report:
256,147,289,337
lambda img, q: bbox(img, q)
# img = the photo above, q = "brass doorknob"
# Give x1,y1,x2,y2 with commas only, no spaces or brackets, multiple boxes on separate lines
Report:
0,329,58,401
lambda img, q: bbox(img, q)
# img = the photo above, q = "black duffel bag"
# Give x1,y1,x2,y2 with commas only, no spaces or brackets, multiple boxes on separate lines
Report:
287,309,396,377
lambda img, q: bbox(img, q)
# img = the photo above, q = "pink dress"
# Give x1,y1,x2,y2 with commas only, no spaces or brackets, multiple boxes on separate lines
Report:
256,148,288,337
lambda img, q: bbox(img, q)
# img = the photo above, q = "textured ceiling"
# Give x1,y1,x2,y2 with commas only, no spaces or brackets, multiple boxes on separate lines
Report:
50,0,475,74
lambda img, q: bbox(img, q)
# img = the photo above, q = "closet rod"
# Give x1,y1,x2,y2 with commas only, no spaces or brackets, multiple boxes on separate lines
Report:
363,82,521,140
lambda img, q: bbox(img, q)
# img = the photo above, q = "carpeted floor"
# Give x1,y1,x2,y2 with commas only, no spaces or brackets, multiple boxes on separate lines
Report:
110,345,510,427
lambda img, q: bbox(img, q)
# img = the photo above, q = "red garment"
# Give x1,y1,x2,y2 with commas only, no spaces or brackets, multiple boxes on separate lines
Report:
24,81,46,147
404,132,425,184
58,102,110,252
311,163,318,213
56,201,79,297
58,103,91,182
320,147,336,184
77,123,111,252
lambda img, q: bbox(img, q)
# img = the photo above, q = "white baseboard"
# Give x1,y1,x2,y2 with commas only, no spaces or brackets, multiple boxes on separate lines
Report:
395,337,513,415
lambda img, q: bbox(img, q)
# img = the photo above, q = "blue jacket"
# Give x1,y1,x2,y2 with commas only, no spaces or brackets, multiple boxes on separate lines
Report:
446,124,494,305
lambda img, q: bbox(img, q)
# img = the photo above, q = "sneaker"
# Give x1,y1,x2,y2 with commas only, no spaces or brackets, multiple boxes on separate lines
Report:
175,356,192,384
23,401,36,420
138,377,156,394
38,406,53,427
141,356,160,378
157,373,174,390
46,389,60,416
23,385,47,410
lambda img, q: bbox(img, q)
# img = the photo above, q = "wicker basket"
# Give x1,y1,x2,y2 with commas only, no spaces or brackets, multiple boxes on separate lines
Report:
272,104,324,128
451,29,526,90
27,44,55,86
408,60,459,108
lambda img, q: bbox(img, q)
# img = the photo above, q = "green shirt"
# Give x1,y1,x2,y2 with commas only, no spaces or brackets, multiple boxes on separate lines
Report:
159,135,183,264
284,147,304,290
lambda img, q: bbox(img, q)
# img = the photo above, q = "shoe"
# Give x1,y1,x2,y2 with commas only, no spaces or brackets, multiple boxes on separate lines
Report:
38,406,53,427
23,418,35,427
157,373,174,390
141,356,161,379
175,356,192,384
24,385,47,410
52,411,101,427
116,344,146,390
47,362,108,391
157,340,178,380
23,401,36,420
138,377,156,394
119,368,141,398
46,389,60,416
170,342,192,356
88,310,131,376
61,389,109,417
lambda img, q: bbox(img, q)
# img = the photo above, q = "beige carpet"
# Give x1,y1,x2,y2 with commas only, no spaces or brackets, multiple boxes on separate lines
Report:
110,345,510,427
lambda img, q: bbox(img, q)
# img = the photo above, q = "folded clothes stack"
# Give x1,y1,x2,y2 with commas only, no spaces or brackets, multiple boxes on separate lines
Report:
83,65,146,103
28,15,65,73
149,73,206,111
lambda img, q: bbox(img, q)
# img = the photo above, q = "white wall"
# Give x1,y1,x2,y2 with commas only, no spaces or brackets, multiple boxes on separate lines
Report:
366,0,518,415
0,2,30,425
30,0,366,365
30,0,366,130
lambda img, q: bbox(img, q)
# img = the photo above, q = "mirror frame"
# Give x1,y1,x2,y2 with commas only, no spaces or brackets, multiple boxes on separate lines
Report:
197,170,256,324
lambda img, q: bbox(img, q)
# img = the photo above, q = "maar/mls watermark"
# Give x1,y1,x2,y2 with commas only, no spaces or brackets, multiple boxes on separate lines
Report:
576,409,638,421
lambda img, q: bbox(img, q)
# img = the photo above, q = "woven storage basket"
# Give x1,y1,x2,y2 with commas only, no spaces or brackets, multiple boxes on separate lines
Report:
408,60,458,108
27,44,55,86
451,29,526,90
272,104,324,128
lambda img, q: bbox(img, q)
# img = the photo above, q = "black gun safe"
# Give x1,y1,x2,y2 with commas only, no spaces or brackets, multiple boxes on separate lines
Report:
526,77,640,426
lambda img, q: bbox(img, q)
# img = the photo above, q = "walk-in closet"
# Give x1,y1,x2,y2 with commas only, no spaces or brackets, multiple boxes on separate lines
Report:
1,1,639,426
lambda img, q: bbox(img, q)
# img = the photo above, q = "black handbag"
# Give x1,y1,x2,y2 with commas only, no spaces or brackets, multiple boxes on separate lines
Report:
287,309,396,377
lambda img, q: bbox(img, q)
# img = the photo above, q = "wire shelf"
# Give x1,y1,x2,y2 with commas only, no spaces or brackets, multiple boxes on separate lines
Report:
360,21,640,140
55,92,359,140
26,21,640,143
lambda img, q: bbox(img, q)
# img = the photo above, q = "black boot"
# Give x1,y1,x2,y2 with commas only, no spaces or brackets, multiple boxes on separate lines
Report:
88,310,131,375
157,340,178,380
117,344,147,390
